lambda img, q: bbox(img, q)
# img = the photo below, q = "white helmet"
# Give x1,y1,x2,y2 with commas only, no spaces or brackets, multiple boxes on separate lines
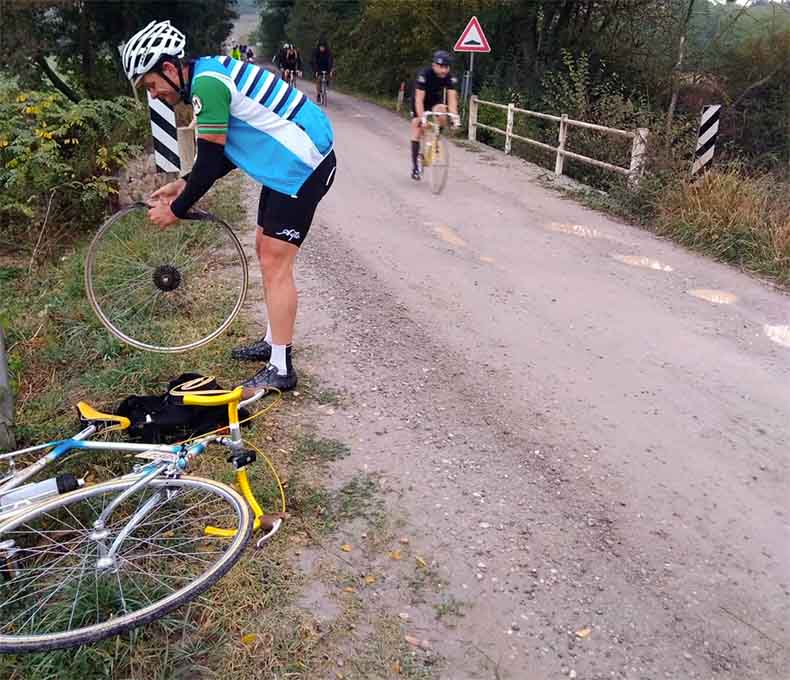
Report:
121,20,186,84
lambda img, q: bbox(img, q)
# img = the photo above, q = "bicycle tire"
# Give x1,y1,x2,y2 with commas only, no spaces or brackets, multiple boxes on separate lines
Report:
0,475,252,653
84,202,249,353
429,136,450,194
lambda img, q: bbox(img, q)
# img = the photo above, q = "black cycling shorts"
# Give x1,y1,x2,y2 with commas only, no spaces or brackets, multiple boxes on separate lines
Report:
257,150,336,248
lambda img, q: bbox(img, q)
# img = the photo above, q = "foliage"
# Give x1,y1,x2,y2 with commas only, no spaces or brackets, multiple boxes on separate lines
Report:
0,86,147,258
0,0,238,101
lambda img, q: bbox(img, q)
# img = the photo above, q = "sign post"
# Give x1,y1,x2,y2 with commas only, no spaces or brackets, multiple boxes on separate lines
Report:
453,16,491,106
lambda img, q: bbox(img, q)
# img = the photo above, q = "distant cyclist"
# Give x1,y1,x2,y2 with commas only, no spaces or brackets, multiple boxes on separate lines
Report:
280,43,302,84
311,38,334,102
273,42,289,69
410,50,460,181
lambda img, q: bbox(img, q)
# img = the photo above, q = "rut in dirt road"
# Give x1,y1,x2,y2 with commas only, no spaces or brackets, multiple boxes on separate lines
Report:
251,86,789,679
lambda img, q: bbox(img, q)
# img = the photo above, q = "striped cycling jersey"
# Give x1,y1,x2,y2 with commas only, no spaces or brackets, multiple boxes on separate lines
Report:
190,56,333,195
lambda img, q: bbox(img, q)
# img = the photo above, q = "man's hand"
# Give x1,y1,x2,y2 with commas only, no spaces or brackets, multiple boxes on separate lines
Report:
150,178,186,204
148,201,179,228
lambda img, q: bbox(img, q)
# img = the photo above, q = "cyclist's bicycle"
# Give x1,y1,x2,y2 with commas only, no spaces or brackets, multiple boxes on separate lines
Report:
317,71,329,107
419,111,461,195
0,383,283,652
281,68,298,86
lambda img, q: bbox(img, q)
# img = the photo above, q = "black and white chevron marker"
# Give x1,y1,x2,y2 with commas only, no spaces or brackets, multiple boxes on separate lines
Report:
147,94,181,173
691,104,721,176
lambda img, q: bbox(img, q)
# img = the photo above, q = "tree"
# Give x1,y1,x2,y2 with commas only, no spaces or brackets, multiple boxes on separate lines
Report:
0,1,239,100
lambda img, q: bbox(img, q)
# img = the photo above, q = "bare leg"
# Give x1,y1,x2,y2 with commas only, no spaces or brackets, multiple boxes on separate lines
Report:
255,230,298,345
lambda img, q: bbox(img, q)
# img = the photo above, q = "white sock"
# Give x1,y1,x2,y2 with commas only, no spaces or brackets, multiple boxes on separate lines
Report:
270,344,287,375
264,323,272,344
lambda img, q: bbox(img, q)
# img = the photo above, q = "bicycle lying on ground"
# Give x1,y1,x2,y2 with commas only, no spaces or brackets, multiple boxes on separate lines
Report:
0,382,283,653
418,111,461,195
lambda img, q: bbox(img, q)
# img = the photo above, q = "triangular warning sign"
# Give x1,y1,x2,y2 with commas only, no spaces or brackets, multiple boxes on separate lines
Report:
454,16,491,53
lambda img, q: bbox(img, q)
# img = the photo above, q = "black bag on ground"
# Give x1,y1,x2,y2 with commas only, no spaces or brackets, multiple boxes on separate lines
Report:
115,373,249,444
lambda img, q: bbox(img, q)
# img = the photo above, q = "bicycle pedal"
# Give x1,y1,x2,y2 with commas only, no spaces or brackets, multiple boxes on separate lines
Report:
227,449,256,469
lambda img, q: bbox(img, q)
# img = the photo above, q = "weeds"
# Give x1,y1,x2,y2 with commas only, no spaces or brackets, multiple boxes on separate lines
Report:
434,596,467,622
293,431,350,464
656,165,790,284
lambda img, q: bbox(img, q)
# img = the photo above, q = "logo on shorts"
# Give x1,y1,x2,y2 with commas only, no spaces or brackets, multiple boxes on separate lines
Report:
192,95,202,114
276,228,301,242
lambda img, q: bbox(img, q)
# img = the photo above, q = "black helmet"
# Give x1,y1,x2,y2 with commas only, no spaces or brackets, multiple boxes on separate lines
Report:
432,50,453,65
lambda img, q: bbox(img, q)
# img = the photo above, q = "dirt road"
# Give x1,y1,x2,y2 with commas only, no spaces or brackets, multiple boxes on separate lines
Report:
242,87,789,679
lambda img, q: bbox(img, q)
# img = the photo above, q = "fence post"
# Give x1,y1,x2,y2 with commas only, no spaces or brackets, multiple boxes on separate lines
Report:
396,81,405,112
468,95,478,142
505,103,514,155
628,128,649,189
555,114,568,177
0,326,15,451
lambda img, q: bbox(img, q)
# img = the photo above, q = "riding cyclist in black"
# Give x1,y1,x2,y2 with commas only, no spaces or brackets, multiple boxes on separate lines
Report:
410,50,460,181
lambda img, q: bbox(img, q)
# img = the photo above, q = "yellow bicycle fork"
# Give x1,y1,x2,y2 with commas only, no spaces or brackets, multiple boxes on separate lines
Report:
180,387,277,538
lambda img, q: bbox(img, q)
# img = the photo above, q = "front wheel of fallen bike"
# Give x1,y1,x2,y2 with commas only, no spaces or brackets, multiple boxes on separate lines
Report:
428,136,449,195
0,475,252,653
85,202,249,353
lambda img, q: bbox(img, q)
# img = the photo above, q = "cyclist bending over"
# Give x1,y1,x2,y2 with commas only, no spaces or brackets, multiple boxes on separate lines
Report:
311,38,334,102
410,50,460,181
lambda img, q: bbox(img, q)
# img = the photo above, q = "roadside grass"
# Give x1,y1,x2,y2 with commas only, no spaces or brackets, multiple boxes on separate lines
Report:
0,176,335,679
293,430,351,464
655,166,790,286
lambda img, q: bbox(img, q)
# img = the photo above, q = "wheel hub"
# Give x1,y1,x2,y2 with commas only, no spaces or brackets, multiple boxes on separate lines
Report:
152,265,182,292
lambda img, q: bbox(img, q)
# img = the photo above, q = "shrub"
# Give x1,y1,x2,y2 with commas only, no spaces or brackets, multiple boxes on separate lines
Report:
0,86,147,259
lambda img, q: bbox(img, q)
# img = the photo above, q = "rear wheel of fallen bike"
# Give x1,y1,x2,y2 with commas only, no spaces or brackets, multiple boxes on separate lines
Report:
85,202,248,353
0,475,252,653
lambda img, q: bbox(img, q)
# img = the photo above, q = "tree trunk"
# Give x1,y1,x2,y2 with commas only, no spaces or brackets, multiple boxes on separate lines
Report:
0,327,15,451
34,54,81,103
665,0,697,143
79,0,95,83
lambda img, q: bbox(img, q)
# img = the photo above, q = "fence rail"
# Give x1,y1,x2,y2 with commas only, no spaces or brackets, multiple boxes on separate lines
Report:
468,96,649,187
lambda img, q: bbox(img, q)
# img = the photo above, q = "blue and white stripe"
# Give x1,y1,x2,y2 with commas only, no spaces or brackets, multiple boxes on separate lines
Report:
192,57,333,194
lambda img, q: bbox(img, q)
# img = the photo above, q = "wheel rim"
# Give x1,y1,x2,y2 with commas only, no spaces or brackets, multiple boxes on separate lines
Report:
0,477,251,651
85,203,248,353
429,138,449,194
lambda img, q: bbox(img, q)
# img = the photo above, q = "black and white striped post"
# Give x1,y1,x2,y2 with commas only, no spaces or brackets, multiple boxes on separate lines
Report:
691,104,721,176
147,93,181,174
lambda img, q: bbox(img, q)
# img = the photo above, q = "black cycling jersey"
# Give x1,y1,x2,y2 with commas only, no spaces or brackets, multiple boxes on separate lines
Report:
280,49,302,71
312,47,334,74
413,66,459,112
